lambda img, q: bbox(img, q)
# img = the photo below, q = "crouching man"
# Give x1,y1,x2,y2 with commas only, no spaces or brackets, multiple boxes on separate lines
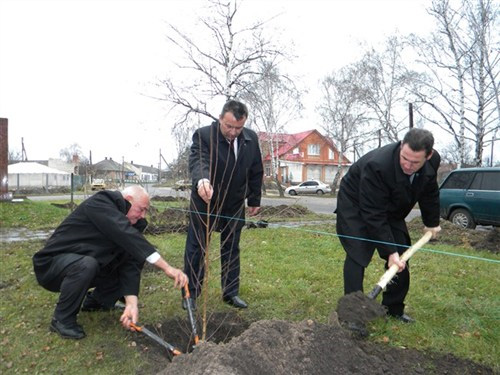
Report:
33,185,187,339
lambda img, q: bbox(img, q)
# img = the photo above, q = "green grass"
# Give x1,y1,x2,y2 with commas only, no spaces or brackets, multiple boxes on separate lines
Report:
0,200,74,229
1,203,499,374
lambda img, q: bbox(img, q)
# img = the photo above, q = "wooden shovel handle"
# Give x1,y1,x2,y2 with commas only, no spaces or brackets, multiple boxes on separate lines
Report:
368,231,432,299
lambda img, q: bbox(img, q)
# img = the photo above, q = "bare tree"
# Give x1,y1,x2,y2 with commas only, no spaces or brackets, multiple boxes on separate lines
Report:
356,36,421,143
243,60,303,197
156,0,285,129
8,150,22,162
59,143,89,164
318,65,368,194
410,0,499,166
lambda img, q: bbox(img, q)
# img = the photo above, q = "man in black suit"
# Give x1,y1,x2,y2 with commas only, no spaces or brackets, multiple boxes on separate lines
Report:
183,100,263,309
33,185,187,339
336,128,441,323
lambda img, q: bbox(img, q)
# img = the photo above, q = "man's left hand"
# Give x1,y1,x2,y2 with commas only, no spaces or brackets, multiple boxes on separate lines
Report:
248,206,260,216
424,226,441,239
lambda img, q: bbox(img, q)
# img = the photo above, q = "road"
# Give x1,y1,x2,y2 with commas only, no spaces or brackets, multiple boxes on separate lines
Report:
27,187,422,221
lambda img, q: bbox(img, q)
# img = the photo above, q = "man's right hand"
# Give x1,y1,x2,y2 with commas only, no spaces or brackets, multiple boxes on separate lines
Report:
197,180,213,204
388,252,406,273
120,295,139,330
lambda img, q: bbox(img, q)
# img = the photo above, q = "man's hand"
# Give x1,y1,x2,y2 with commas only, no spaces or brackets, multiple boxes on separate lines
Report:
388,252,406,273
197,180,213,204
165,266,188,289
120,295,139,330
152,258,188,289
424,226,441,239
248,206,260,216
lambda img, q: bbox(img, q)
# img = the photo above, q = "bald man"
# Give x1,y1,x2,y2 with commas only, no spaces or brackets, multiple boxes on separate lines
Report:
33,185,187,339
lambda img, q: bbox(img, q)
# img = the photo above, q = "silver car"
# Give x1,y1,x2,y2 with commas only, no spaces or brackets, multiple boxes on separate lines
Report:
285,180,332,195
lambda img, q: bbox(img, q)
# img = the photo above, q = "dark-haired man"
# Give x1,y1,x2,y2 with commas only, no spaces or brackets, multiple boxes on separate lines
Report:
336,128,441,322
183,100,263,309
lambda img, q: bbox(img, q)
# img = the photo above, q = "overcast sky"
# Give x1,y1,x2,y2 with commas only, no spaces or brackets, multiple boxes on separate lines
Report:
0,0,434,166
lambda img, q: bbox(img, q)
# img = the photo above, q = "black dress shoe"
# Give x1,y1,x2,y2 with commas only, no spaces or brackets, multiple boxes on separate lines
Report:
223,295,248,309
389,313,415,323
182,298,196,311
50,319,86,339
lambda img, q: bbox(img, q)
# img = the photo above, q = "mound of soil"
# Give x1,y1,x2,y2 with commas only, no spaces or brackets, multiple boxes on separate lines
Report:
135,313,494,375
336,291,387,336
128,312,495,375
145,206,189,234
258,204,312,218
407,219,499,254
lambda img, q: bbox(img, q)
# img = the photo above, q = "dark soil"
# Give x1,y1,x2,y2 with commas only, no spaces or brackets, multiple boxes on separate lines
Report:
407,219,499,254
336,291,387,336
130,312,494,375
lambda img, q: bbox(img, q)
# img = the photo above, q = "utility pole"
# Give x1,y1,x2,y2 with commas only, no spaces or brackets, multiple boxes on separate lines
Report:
21,137,28,161
158,149,161,183
121,156,125,188
409,103,414,129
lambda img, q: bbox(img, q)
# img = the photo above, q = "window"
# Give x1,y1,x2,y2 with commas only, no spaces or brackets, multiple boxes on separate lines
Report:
479,172,500,191
293,147,299,154
265,166,271,177
328,149,334,160
441,171,475,189
307,144,320,156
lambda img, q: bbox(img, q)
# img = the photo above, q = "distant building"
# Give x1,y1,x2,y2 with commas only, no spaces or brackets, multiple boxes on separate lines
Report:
8,162,71,191
92,157,133,182
258,129,351,184
125,161,159,182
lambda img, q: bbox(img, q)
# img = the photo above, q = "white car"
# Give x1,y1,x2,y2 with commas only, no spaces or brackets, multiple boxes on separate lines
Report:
285,180,332,196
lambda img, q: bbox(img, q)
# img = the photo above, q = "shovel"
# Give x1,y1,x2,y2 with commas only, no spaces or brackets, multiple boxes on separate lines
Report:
183,285,199,345
367,231,433,299
129,322,182,359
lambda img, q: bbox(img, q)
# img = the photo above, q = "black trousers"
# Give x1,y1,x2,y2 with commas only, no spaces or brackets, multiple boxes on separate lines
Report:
40,256,121,324
343,254,410,316
183,219,242,299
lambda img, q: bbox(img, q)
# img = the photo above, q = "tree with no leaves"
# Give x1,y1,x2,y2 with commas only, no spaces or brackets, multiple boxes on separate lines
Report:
156,0,286,129
410,0,499,166
318,65,369,195
243,60,303,197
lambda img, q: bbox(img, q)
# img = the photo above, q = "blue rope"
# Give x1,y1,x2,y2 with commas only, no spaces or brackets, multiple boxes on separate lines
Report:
163,206,500,265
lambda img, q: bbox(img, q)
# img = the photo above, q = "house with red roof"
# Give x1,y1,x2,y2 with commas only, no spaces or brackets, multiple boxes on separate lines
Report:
258,129,351,184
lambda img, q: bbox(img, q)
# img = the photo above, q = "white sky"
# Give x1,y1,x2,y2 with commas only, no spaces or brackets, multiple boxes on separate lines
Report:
0,0,434,166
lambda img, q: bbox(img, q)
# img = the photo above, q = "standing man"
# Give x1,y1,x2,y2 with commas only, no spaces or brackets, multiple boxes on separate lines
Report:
184,100,263,309
33,185,188,339
336,128,441,322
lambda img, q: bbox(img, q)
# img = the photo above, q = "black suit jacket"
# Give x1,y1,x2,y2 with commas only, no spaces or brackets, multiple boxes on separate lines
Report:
33,190,156,295
336,142,440,266
189,121,263,230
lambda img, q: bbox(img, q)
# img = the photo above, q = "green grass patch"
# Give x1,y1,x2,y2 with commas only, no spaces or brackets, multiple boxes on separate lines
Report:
1,203,499,373
0,201,75,229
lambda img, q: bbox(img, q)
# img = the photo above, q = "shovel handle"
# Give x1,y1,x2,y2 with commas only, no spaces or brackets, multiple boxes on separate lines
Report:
367,231,433,299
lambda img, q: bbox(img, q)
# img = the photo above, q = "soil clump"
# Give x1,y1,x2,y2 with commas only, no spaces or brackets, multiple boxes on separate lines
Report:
407,219,499,253
131,313,494,375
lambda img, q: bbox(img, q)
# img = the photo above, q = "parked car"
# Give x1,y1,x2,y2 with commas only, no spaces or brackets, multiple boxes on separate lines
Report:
91,179,106,191
439,167,500,229
285,180,332,196
174,179,191,191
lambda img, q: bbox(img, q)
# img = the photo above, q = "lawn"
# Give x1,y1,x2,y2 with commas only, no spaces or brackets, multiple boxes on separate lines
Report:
0,200,499,374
